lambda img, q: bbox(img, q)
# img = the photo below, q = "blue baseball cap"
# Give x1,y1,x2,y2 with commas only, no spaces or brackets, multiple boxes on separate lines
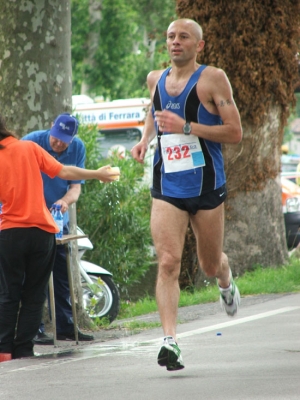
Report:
50,113,79,144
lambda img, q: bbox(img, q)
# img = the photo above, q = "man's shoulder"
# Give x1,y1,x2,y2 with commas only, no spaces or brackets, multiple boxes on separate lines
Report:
147,69,165,83
22,130,48,142
199,65,227,81
147,69,167,92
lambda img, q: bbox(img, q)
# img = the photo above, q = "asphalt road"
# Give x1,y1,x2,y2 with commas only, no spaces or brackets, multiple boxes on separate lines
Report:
1,293,299,400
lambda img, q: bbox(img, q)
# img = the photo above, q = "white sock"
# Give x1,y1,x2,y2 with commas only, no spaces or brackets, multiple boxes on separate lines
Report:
219,283,232,292
164,336,175,344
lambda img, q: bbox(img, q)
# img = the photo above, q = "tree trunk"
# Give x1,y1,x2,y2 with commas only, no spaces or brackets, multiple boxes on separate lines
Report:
80,0,102,95
222,106,288,274
0,0,72,135
224,178,287,275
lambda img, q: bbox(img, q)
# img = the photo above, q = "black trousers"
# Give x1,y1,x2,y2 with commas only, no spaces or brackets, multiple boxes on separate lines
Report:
0,227,56,358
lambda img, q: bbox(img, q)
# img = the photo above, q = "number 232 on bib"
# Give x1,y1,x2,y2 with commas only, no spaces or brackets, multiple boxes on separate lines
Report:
161,134,205,173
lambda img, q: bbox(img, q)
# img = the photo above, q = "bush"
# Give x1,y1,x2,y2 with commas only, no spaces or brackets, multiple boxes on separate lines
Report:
77,124,153,295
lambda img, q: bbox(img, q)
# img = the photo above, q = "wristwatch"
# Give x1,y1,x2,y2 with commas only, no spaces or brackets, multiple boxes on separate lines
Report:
183,121,192,135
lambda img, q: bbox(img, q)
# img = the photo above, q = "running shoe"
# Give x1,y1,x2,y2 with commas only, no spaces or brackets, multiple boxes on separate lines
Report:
219,274,240,317
157,336,185,371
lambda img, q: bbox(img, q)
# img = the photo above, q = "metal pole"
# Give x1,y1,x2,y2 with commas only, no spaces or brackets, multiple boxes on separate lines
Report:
48,272,58,347
65,243,79,344
68,203,85,321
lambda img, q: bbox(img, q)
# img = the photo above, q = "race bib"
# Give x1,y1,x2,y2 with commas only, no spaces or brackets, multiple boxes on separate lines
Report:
160,134,205,173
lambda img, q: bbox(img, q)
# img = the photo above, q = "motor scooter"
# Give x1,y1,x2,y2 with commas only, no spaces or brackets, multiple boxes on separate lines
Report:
77,227,120,323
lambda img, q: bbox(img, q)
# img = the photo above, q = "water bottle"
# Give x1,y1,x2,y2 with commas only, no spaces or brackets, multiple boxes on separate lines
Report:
51,204,56,220
54,204,63,239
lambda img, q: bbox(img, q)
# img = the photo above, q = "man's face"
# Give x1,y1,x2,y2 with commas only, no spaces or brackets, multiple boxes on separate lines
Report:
49,135,69,153
166,20,204,63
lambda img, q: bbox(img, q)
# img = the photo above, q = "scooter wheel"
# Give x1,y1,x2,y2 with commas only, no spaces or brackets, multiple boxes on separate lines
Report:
82,274,120,323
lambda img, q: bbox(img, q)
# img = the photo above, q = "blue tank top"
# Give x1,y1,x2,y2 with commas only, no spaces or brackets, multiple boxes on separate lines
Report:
152,65,226,198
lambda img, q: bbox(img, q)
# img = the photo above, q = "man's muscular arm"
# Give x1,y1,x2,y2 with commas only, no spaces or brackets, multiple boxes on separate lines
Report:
131,70,162,163
154,67,242,145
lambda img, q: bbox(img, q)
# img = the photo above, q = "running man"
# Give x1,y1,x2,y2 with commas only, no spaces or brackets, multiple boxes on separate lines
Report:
131,18,243,371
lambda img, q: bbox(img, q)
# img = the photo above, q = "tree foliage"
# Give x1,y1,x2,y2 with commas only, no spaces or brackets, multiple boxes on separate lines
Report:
71,0,176,99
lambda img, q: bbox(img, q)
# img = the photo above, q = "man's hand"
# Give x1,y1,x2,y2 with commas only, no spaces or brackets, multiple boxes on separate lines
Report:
131,141,148,164
54,183,82,213
97,165,121,183
154,109,185,134
52,199,69,214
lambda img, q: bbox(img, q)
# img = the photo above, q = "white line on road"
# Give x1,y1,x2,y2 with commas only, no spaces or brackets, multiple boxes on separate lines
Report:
124,306,300,345
176,306,300,339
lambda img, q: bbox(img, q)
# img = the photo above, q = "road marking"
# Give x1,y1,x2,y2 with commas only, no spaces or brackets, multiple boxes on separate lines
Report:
134,306,300,344
177,306,300,339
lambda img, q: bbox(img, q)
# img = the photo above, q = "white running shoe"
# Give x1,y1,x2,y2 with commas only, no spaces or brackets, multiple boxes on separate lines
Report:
157,336,185,371
219,274,240,317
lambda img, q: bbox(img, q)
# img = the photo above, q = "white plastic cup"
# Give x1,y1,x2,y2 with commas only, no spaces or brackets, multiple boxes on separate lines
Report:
109,166,120,181
100,166,120,183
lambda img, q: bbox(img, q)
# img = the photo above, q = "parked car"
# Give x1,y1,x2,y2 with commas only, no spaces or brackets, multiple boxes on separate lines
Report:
281,176,300,249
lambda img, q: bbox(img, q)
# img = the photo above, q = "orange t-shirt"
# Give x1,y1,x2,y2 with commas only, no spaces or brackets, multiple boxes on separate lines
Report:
0,137,63,233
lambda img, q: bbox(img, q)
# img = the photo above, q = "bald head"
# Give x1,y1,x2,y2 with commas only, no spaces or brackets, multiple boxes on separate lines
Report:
167,19,203,41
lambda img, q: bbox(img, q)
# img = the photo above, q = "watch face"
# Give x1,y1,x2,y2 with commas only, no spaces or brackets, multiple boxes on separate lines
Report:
183,122,191,135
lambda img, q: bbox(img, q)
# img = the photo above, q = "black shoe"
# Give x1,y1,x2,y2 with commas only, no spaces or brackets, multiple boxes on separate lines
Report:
56,329,94,341
33,332,54,345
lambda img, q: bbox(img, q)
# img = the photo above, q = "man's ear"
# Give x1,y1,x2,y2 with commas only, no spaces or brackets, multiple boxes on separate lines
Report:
197,40,205,53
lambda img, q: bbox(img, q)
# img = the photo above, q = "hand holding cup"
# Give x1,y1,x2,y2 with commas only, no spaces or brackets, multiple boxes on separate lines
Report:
108,166,120,181
99,165,120,183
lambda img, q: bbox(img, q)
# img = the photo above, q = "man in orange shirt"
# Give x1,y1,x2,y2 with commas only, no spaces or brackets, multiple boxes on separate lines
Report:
0,115,119,360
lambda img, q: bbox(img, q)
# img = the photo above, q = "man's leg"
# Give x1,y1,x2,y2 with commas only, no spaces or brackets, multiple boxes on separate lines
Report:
151,199,189,370
190,203,227,281
151,199,189,338
52,244,74,334
190,203,240,315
